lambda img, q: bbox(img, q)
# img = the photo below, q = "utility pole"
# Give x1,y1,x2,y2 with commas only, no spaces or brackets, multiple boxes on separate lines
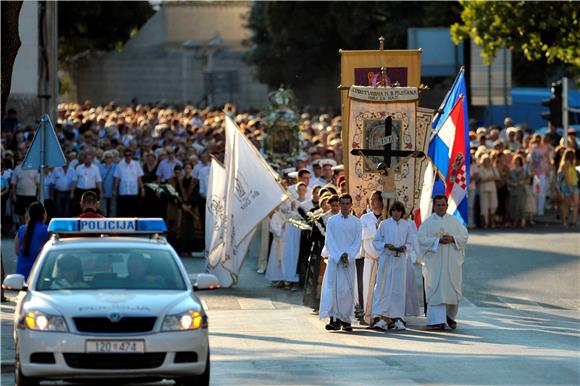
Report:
38,1,58,120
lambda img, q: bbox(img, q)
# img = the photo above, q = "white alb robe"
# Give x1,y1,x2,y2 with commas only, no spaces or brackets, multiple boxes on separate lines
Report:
404,219,421,316
371,218,414,319
418,213,468,321
265,211,286,282
360,211,382,323
281,202,301,283
319,214,362,323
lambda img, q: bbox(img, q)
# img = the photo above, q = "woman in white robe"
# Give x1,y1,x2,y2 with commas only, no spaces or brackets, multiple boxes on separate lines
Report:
371,201,414,330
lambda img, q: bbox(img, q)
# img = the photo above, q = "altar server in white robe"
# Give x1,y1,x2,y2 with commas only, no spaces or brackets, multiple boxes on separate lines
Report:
265,209,286,286
319,194,362,331
403,214,421,317
360,191,384,324
418,195,468,330
371,201,415,330
281,200,301,286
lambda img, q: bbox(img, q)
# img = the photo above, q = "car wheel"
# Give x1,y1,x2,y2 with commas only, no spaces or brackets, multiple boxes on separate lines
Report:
15,352,39,386
177,351,210,386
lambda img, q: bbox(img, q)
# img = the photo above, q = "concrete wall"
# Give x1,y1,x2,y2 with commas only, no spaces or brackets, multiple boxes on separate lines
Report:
68,1,268,109
164,2,251,50
69,47,267,109
7,0,40,125
11,0,38,95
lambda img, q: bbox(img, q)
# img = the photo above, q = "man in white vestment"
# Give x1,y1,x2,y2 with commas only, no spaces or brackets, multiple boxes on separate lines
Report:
371,201,415,330
418,195,468,329
360,191,384,324
319,194,362,331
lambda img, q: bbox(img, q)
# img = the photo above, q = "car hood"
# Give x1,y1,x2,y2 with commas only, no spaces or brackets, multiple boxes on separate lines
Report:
26,290,201,317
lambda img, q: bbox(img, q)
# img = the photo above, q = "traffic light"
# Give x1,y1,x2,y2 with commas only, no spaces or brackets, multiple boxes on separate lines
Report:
541,80,563,127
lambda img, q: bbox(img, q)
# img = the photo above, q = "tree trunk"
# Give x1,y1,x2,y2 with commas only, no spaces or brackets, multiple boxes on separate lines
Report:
1,1,24,119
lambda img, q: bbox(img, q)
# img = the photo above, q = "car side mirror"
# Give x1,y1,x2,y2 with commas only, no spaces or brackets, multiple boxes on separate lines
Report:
2,274,27,291
193,273,220,291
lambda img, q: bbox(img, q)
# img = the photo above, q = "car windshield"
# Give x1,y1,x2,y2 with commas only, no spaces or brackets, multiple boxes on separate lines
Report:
35,248,187,291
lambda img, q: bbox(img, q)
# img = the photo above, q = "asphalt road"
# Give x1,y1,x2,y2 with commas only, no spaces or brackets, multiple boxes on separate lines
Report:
1,225,579,385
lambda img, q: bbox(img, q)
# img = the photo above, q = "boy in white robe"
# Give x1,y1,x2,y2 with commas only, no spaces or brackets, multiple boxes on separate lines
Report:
319,194,362,331
371,201,414,330
418,195,468,330
360,191,384,324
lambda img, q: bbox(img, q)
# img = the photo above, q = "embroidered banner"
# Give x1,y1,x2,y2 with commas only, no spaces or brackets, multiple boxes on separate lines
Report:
348,92,417,214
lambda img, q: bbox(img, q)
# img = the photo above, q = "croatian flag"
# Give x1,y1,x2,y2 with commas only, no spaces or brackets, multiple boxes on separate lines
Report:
416,69,470,227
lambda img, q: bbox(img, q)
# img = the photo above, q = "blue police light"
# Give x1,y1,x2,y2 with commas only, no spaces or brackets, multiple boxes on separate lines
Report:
48,218,167,234
136,218,167,233
48,218,80,233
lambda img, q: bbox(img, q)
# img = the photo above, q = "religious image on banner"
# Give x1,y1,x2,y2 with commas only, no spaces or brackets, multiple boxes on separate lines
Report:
354,67,408,87
362,118,401,173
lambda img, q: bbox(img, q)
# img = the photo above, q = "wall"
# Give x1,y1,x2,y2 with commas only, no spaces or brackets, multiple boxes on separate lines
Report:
7,0,40,125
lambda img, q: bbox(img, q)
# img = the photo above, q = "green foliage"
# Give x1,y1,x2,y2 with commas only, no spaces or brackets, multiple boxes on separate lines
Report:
451,1,580,67
246,1,461,88
58,1,154,64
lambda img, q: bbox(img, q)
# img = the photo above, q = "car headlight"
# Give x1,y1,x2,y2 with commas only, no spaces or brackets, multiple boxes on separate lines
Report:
23,311,68,332
162,310,207,331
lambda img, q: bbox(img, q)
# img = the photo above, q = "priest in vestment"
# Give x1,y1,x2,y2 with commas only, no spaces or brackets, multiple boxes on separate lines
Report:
360,191,384,324
418,195,468,329
371,201,415,331
319,194,361,331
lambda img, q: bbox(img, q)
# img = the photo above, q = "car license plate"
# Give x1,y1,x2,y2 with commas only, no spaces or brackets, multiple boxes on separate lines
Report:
86,340,145,353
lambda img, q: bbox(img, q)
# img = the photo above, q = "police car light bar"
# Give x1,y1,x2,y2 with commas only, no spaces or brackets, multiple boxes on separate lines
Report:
48,218,167,234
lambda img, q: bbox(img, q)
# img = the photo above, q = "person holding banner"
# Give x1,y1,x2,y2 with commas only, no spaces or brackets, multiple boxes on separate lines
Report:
319,194,361,331
418,195,468,330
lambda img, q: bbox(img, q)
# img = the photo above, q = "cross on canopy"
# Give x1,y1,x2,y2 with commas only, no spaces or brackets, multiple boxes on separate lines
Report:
350,116,425,171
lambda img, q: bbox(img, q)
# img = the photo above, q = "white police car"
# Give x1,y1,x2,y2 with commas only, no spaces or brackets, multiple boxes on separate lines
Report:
3,218,219,386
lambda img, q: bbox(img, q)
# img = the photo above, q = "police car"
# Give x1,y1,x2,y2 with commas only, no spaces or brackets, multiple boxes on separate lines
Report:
3,218,219,386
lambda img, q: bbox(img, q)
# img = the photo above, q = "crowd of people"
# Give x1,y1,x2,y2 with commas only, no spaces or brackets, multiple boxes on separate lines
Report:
467,118,579,228
2,102,579,323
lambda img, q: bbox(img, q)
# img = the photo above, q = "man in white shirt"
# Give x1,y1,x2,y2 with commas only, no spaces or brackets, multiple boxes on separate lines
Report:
11,163,39,225
319,194,362,331
71,154,103,216
113,148,145,217
53,156,77,216
418,195,469,330
156,146,182,183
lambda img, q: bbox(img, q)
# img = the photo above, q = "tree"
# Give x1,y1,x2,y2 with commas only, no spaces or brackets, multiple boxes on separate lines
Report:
58,1,154,65
246,1,461,89
451,1,580,67
1,1,24,118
